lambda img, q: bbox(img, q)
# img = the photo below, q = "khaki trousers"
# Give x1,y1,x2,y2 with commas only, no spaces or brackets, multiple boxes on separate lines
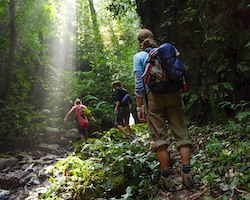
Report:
147,91,192,151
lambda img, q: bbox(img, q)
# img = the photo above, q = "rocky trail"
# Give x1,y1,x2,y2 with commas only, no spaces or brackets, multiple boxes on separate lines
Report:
0,145,198,200
0,127,81,200
0,148,72,199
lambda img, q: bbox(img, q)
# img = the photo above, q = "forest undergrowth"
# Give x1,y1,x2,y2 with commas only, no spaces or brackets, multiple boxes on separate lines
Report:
40,122,250,200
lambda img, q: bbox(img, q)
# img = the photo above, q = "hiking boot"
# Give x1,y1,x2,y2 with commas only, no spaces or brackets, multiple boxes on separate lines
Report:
161,175,176,192
181,171,194,190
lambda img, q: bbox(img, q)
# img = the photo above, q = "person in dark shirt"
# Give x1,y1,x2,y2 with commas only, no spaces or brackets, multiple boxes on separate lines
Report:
113,80,132,140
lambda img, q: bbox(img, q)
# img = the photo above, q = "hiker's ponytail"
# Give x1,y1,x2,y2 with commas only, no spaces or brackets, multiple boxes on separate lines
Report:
140,38,157,50
138,29,158,50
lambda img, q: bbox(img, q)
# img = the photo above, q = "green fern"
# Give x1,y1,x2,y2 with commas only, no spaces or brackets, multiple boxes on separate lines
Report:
237,62,250,72
212,82,233,91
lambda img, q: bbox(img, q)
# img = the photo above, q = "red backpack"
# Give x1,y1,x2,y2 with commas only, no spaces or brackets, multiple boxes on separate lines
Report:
76,107,89,130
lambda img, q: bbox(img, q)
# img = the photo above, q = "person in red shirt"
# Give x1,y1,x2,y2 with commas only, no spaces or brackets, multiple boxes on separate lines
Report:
64,99,96,145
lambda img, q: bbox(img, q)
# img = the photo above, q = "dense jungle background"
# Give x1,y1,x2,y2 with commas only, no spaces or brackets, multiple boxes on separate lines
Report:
0,0,250,199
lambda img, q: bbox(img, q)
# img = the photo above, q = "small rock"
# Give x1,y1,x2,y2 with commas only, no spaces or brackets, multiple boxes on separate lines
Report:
33,150,44,159
0,174,20,189
41,154,58,161
21,164,29,171
31,175,40,185
0,189,10,200
22,155,34,162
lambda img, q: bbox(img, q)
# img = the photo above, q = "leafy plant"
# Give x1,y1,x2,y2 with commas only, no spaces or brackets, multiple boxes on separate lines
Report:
41,123,161,199
190,123,250,199
219,100,250,122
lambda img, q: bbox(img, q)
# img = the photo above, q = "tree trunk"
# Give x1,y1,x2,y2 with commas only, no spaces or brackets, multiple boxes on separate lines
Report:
88,0,103,50
88,0,98,30
0,0,17,105
32,31,46,108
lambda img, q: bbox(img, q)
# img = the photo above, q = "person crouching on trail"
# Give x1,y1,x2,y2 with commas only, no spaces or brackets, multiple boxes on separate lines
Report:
64,98,96,145
113,80,132,140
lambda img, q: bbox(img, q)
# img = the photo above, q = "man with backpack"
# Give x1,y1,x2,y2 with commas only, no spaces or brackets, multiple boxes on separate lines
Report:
113,80,132,140
133,29,194,191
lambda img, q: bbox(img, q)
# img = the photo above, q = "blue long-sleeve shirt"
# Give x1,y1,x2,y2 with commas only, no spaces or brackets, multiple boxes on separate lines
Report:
133,48,152,97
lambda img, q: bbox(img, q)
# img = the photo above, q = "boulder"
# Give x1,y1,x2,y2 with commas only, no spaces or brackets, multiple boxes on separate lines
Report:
43,134,61,144
42,127,62,144
0,158,18,170
59,136,71,146
38,143,60,152
44,127,60,137
45,127,60,133
62,128,79,140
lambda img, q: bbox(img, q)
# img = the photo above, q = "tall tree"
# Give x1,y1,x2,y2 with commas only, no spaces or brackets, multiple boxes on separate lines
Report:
0,0,17,105
88,0,104,51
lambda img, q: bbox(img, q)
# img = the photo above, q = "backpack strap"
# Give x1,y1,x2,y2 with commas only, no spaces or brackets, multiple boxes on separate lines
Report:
143,80,149,110
142,49,151,109
142,48,158,85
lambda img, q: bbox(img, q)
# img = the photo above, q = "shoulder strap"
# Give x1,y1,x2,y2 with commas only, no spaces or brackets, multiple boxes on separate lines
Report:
121,88,128,96
143,81,149,109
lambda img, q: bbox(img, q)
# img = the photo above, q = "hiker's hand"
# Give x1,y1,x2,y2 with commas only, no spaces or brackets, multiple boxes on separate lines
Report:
64,118,67,124
114,109,117,116
182,100,185,110
138,110,146,123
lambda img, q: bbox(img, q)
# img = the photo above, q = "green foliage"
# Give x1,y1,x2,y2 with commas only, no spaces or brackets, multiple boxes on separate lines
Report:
219,100,250,122
161,0,250,124
106,0,136,18
190,123,250,198
41,122,250,199
1,0,249,156
70,0,139,127
209,92,228,123
0,0,140,145
41,123,161,199
212,82,233,92
236,111,250,122
0,0,70,145
179,7,198,24
0,101,45,148
183,93,199,111
237,62,250,72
